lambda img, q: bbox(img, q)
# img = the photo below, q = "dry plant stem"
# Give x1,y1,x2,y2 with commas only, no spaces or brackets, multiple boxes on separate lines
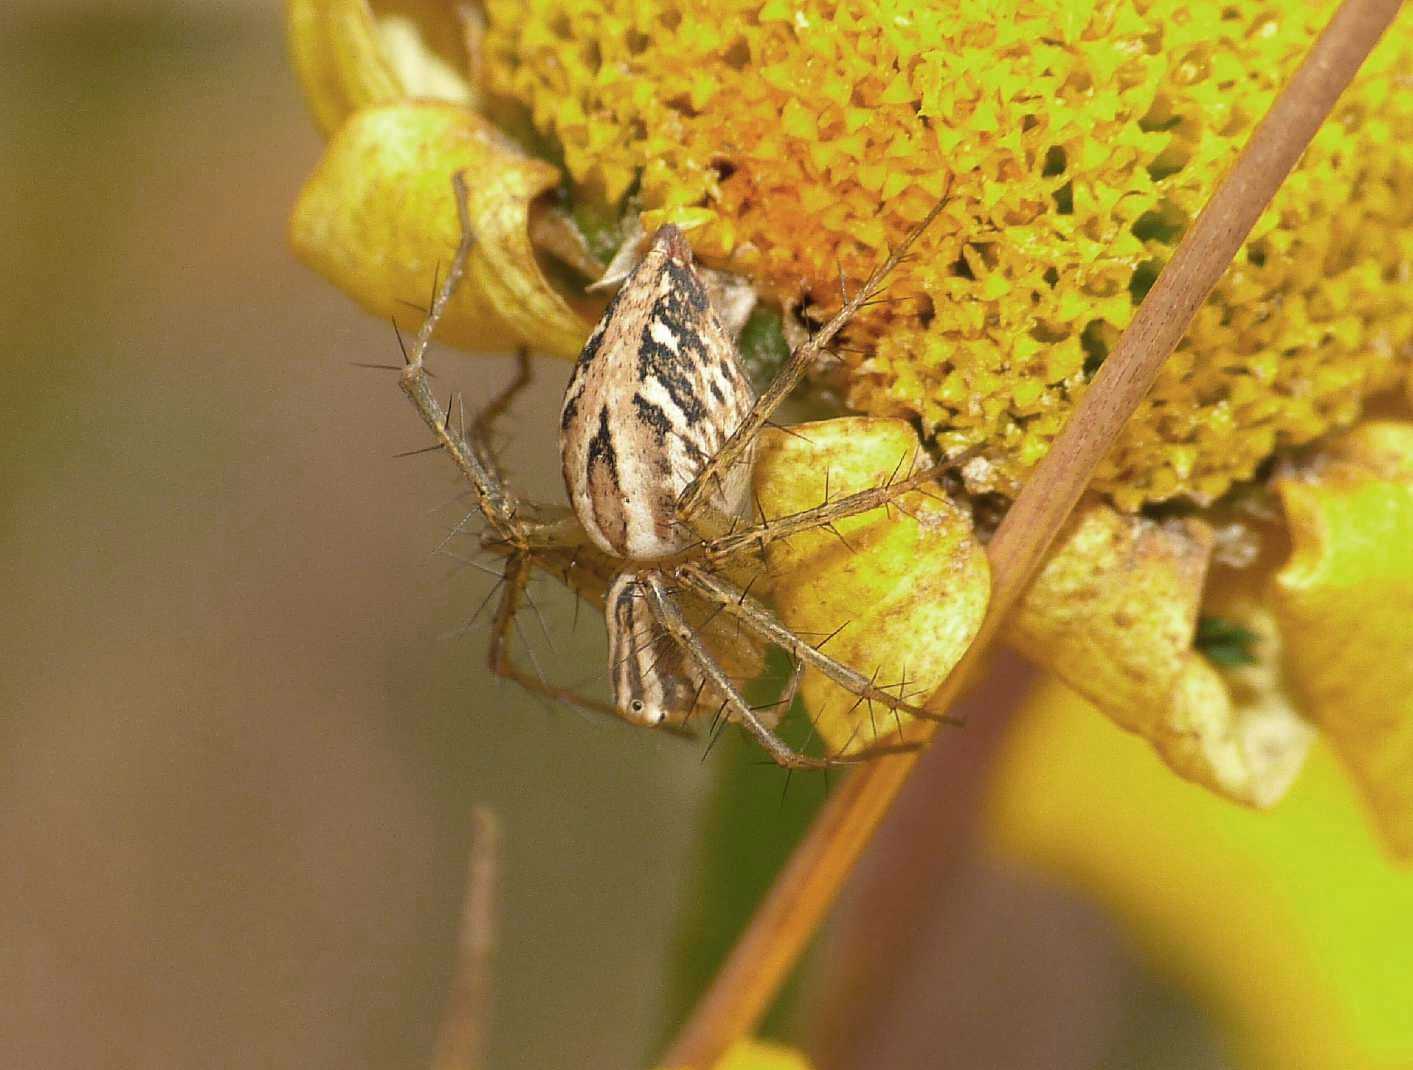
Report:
657,1,1401,1065
432,807,501,1070
809,652,1035,1068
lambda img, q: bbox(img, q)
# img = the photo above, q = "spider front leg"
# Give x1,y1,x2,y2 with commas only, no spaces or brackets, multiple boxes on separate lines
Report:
688,450,977,567
638,572,828,770
641,573,920,769
675,180,953,523
678,564,959,733
398,172,575,553
467,348,534,480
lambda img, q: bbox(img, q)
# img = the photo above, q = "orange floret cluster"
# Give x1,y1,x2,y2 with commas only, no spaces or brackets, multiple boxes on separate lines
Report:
482,0,1413,508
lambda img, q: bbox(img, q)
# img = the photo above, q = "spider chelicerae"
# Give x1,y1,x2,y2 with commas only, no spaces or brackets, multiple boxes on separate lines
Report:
396,173,962,769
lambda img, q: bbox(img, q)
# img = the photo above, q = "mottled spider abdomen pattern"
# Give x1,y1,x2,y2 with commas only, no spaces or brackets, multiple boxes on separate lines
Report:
560,225,755,560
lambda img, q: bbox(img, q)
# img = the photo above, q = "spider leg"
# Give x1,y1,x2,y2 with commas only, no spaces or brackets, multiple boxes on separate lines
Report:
607,570,717,729
396,174,571,551
487,553,621,721
468,348,534,478
675,177,953,522
677,564,960,730
688,449,978,566
641,574,919,769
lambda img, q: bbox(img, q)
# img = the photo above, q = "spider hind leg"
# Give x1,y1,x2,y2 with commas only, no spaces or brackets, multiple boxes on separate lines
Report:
487,553,620,720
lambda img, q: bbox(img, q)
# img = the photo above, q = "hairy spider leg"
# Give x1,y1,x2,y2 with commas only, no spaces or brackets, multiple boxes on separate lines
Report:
678,565,959,731
641,574,924,768
675,176,954,523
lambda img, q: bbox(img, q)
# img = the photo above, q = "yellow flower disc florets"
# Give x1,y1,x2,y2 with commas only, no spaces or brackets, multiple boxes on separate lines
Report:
482,0,1413,508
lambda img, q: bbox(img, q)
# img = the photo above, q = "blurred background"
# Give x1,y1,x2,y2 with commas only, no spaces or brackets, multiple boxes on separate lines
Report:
0,3,1229,1068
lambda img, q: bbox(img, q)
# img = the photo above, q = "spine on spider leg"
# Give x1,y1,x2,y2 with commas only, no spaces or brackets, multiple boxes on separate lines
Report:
559,225,758,561
699,454,973,565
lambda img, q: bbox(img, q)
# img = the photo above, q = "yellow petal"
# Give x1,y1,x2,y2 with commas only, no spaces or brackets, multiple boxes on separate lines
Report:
1273,420,1413,857
287,0,474,136
290,102,594,358
752,418,989,754
657,1038,813,1070
713,1039,813,1070
372,0,478,106
1009,501,1312,807
988,678,1413,1069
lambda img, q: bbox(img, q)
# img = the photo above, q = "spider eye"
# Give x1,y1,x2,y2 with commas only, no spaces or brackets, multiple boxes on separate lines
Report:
630,699,645,712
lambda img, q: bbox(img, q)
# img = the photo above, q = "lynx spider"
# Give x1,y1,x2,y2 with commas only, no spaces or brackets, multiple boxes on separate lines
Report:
398,173,958,769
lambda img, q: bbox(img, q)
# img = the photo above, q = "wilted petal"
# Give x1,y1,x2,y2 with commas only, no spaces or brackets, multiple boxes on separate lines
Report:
1273,421,1413,857
290,102,593,358
752,418,989,755
1189,583,1318,806
288,0,475,135
1009,502,1312,807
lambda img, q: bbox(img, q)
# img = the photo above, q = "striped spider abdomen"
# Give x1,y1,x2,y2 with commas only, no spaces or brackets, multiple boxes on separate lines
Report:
559,225,755,560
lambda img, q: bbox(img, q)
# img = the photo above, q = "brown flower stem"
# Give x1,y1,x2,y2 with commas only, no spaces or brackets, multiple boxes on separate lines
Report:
657,2,1402,1066
432,807,501,1070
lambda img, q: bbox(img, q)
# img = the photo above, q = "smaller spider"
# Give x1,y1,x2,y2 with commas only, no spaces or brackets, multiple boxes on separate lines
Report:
398,173,960,769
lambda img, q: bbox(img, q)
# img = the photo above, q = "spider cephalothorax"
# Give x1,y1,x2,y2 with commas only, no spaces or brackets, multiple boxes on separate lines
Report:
399,174,959,769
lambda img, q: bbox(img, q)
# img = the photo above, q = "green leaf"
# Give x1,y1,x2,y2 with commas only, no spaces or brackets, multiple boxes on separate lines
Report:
737,307,791,394
658,650,829,1054
1196,615,1260,668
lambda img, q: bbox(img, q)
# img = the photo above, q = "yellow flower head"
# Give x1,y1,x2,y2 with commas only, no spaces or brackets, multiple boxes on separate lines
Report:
481,0,1413,508
287,1,1413,859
